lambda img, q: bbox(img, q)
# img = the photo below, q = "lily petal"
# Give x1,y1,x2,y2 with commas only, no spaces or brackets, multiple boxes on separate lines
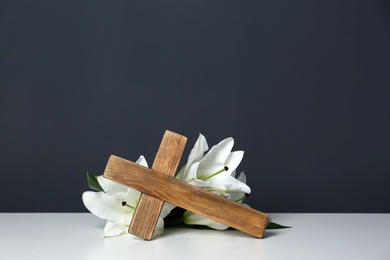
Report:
187,178,219,190
228,172,249,202
175,165,185,180
161,202,176,218
183,161,200,181
198,137,234,175
183,211,229,230
205,221,230,230
104,221,129,237
124,188,141,208
223,175,251,194
154,217,165,237
230,169,237,178
135,155,148,167
224,151,244,174
82,191,132,225
187,133,208,166
236,171,247,183
97,176,128,197
176,134,208,181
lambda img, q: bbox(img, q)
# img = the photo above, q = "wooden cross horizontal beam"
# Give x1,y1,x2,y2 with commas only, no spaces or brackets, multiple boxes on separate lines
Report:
103,155,270,239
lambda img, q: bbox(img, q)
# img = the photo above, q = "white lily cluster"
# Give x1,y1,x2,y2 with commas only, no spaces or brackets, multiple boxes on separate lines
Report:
82,133,250,237
176,133,250,230
82,156,175,237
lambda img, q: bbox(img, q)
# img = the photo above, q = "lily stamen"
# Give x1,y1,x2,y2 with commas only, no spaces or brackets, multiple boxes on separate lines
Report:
122,201,135,209
201,166,229,181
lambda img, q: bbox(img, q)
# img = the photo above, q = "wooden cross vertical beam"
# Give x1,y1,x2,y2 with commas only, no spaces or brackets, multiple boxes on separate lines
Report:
128,130,187,240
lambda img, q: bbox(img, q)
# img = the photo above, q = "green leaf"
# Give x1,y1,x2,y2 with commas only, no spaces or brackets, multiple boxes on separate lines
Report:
266,221,292,229
86,172,104,192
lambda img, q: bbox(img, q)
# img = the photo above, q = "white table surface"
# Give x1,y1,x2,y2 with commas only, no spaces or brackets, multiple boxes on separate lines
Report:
0,213,389,260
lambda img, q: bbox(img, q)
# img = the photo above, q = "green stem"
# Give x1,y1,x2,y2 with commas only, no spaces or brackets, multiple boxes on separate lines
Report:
234,195,247,203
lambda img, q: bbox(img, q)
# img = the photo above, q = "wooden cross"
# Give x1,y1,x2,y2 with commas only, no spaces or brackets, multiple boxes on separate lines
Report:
103,130,270,240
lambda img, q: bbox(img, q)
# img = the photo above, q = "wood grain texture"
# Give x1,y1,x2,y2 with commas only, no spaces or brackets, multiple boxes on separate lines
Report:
128,130,187,240
104,155,271,238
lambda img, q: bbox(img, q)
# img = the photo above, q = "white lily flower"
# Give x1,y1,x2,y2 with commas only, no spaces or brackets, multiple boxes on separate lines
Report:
182,171,250,230
176,134,251,230
82,155,175,237
177,134,250,196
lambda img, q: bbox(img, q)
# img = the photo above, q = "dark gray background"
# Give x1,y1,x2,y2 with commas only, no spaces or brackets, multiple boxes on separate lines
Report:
1,0,389,213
